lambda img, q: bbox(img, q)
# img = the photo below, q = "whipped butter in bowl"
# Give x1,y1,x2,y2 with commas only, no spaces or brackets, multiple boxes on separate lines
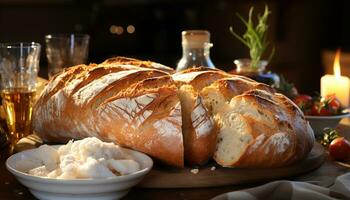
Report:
6,137,153,200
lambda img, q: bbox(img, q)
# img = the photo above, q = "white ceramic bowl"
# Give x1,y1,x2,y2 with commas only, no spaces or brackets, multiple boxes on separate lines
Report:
6,145,153,200
305,112,350,137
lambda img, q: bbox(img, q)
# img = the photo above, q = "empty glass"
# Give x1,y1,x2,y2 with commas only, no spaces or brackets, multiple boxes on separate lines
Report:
0,42,41,150
45,34,89,78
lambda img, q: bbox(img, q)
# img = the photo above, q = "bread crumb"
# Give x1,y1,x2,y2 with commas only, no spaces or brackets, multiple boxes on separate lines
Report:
211,166,216,171
190,168,199,174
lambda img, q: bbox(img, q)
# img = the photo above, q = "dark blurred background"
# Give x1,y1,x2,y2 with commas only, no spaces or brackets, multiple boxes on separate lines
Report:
0,0,349,94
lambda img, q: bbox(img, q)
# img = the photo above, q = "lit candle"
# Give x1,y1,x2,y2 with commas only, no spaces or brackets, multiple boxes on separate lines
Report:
321,49,350,107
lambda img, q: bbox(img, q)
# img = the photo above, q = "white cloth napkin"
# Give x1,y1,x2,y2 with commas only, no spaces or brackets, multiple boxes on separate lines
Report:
212,173,350,200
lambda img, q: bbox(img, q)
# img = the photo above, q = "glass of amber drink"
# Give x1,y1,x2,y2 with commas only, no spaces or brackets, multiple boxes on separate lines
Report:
0,42,41,149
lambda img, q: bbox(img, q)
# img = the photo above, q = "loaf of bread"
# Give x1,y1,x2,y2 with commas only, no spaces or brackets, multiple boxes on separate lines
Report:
34,61,184,167
34,58,217,167
174,68,314,167
33,57,315,168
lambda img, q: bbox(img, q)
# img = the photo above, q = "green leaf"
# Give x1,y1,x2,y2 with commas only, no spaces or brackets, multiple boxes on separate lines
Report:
229,26,250,47
230,4,274,68
267,46,275,63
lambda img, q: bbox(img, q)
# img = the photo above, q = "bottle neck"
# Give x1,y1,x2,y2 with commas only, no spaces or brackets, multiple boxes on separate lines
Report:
182,46,211,59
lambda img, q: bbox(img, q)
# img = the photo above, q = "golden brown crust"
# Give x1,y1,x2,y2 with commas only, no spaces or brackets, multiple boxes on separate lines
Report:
34,62,314,169
96,86,183,167
213,115,297,168
177,67,315,168
102,56,175,74
173,69,224,165
172,69,231,90
33,60,184,167
176,66,221,74
174,67,313,168
178,85,217,165
214,89,314,168
204,77,275,101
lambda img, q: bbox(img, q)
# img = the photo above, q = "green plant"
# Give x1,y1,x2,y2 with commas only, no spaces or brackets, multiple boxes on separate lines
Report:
230,5,275,68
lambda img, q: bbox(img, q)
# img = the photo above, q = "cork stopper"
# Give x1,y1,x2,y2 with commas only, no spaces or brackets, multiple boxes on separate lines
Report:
182,30,211,48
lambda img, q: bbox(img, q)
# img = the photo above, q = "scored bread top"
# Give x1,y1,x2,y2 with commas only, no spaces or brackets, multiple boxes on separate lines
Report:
34,59,184,167
34,57,315,168
172,67,231,91
201,76,275,102
102,56,175,74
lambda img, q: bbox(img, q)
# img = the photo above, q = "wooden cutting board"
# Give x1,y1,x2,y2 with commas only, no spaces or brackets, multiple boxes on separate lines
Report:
138,143,325,188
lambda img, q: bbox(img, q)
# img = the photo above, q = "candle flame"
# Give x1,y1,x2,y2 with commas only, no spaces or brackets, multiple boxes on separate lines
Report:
333,49,341,77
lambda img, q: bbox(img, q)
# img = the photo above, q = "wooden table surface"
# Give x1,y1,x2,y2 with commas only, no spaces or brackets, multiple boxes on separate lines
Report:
1,123,350,200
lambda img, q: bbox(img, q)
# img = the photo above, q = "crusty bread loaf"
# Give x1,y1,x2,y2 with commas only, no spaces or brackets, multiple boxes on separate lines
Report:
212,90,314,167
35,57,219,167
172,68,315,168
34,57,315,168
172,67,230,91
34,61,184,167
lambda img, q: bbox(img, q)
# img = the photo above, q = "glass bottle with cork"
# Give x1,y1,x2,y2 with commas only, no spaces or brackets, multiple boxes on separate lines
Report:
176,30,215,71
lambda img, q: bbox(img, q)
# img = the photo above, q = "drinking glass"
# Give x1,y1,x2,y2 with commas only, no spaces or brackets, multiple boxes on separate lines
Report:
0,42,41,149
45,34,89,79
